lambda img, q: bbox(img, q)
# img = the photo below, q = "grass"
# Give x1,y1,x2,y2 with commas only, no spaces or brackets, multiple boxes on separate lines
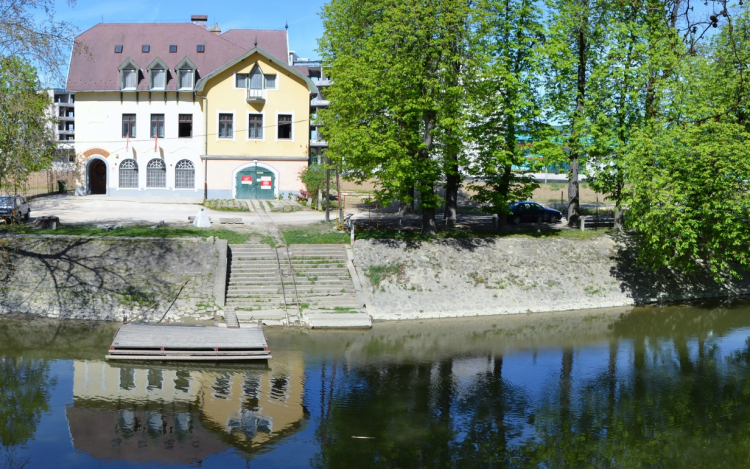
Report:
203,199,251,212
365,263,404,288
280,222,349,244
355,225,610,242
9,225,252,244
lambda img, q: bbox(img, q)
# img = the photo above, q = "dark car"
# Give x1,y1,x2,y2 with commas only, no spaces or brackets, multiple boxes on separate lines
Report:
0,195,31,223
508,201,562,224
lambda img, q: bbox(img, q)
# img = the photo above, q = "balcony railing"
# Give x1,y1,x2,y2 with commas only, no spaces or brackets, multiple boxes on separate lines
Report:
246,88,266,104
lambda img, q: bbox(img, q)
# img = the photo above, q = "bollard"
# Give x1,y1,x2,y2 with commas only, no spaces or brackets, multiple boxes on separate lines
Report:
351,223,355,244
492,214,498,230
580,216,586,231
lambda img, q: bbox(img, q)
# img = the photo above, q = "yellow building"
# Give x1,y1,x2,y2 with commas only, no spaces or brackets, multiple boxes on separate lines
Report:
197,48,318,199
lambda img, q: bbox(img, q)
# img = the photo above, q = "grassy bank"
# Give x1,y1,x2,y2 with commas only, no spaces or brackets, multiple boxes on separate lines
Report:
3,225,252,244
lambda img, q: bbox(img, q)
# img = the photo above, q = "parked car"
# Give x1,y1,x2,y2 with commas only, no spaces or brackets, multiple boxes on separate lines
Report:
508,201,562,224
0,195,30,223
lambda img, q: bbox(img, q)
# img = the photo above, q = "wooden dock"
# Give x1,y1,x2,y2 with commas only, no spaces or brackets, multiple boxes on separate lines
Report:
106,323,271,361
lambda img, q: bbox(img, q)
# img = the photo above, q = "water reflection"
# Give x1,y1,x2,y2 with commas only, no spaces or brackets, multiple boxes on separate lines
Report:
3,302,750,467
67,357,306,464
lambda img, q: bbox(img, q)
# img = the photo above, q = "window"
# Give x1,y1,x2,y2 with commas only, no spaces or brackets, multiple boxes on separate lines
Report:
235,73,247,88
119,159,138,188
151,69,165,89
122,114,136,138
169,45,177,53
248,114,263,139
197,44,205,53
114,45,123,53
150,114,164,138
122,69,137,89
142,45,150,53
178,69,193,89
146,159,166,188
219,113,233,138
249,66,263,89
175,159,195,189
178,114,192,138
265,74,277,89
278,114,292,140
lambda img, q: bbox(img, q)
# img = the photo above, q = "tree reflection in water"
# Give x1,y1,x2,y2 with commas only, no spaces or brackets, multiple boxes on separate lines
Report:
312,304,750,467
0,357,55,469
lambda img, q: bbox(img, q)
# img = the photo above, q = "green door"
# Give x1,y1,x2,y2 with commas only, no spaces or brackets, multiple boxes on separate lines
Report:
235,168,276,199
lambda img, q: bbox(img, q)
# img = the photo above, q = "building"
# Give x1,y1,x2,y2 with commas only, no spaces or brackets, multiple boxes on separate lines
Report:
48,88,76,167
291,57,331,164
67,16,317,199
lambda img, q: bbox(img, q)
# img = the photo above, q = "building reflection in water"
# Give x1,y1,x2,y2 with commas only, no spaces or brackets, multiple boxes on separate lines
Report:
66,355,306,465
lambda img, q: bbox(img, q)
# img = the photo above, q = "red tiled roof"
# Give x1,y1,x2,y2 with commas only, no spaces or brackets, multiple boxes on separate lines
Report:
67,23,288,91
220,30,288,63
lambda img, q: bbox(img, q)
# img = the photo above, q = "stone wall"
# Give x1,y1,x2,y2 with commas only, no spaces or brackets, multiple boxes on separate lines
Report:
353,236,750,320
0,235,226,322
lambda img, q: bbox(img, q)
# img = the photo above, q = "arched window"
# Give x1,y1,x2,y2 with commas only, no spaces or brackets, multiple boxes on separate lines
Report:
119,159,138,188
249,65,264,90
175,159,195,189
147,159,166,188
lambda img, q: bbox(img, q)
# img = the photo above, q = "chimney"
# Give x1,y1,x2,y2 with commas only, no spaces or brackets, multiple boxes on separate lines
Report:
191,15,208,29
208,23,221,35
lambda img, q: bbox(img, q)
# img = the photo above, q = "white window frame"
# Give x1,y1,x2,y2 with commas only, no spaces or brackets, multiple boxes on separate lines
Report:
216,110,235,141
177,69,194,90
234,72,249,89
275,111,295,142
174,159,196,190
122,69,137,90
151,69,166,90
246,111,266,142
264,74,278,90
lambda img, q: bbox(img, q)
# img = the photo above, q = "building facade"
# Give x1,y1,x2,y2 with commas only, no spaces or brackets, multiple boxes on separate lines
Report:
67,16,317,199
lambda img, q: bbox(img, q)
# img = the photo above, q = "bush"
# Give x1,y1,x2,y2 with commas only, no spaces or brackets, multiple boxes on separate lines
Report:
299,163,328,206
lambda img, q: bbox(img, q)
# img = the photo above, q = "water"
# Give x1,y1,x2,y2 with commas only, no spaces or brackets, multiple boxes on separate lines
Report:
2,301,750,468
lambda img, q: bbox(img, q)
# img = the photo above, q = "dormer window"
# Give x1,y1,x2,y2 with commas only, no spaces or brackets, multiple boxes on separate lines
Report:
169,45,177,53
114,45,123,53
197,45,205,53
142,45,150,53
178,69,193,89
146,57,168,90
122,69,137,89
174,56,197,91
118,57,140,91
152,69,165,89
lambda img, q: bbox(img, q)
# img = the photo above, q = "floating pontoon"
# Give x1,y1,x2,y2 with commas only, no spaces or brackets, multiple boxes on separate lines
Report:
106,323,271,361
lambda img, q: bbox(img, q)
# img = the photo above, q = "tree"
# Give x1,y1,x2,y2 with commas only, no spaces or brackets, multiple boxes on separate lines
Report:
464,0,547,232
0,0,78,85
0,56,56,192
319,0,471,235
299,163,328,209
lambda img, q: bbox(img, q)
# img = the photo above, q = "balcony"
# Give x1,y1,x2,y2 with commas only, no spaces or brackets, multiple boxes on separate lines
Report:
246,88,266,104
310,139,328,148
311,98,330,108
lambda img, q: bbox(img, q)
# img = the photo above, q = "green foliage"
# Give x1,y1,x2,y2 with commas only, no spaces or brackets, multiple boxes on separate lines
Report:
624,121,750,280
299,163,328,207
280,223,349,244
10,225,251,244
0,357,54,447
319,0,471,234
0,57,56,192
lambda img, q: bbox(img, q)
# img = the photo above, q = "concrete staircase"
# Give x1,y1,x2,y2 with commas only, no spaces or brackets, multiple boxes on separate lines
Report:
225,243,370,328
226,244,294,326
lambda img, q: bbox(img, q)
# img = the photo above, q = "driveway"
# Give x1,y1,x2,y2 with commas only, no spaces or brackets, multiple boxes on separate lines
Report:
30,194,327,228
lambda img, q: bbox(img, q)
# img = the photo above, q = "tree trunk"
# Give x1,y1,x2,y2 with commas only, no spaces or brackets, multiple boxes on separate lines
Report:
422,206,437,236
614,205,625,232
444,153,459,228
568,157,580,226
567,9,587,227
419,113,437,235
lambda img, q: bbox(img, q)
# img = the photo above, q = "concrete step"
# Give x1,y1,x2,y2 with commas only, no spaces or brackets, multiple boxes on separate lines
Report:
303,311,371,329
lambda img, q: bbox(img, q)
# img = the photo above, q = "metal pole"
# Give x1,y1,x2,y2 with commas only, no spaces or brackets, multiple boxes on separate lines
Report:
337,168,343,224
596,193,599,230
325,168,330,222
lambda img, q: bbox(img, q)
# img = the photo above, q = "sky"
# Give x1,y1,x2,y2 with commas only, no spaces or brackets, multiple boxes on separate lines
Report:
52,0,327,59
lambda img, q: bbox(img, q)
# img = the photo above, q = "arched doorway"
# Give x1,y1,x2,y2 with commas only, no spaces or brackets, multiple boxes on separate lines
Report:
89,159,107,194
233,162,278,200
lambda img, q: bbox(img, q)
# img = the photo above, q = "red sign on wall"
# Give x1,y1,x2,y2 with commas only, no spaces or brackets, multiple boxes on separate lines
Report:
241,175,253,184
260,176,272,189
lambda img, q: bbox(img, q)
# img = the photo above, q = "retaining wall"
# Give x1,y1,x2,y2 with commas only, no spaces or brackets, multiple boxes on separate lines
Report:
0,235,226,322
353,236,750,320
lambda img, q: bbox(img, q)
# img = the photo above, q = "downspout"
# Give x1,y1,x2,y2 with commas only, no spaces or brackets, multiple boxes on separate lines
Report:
197,92,208,200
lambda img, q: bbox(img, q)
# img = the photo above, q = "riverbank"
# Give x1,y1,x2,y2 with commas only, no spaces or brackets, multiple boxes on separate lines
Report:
2,233,748,324
352,235,750,320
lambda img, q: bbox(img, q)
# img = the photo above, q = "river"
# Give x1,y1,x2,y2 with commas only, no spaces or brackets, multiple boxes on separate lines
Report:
2,300,750,467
